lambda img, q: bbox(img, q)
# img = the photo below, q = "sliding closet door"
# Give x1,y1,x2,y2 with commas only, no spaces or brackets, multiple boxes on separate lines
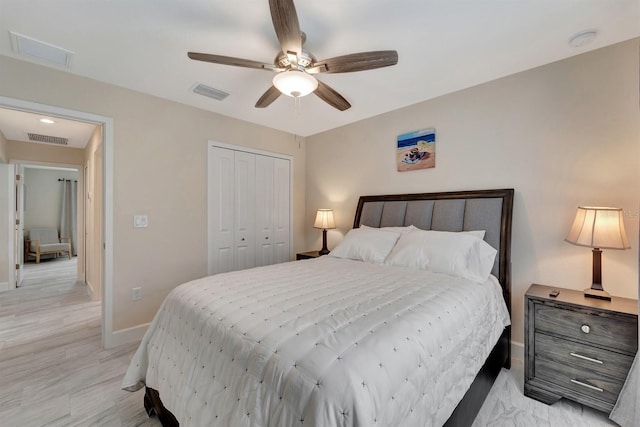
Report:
233,151,256,271
208,143,291,276
209,147,235,274
272,157,290,264
255,155,274,267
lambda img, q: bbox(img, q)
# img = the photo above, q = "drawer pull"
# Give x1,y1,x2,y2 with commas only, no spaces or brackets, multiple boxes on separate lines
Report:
570,379,603,392
570,352,603,364
580,325,590,334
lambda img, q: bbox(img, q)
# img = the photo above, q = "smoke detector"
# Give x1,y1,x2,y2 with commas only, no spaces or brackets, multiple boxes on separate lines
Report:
569,30,598,48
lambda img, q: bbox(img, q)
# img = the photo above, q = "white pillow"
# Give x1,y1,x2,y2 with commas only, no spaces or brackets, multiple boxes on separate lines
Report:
329,227,401,264
384,229,497,282
361,224,416,234
462,230,486,239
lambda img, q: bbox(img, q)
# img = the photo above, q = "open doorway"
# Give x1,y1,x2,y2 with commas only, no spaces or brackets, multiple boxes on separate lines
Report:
0,96,114,348
18,165,80,289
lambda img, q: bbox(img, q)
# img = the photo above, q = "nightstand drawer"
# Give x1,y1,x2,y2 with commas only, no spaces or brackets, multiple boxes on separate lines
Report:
535,304,638,354
535,357,624,405
535,332,634,380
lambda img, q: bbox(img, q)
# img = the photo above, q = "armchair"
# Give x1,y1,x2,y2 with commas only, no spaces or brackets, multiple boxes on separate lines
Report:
26,228,72,263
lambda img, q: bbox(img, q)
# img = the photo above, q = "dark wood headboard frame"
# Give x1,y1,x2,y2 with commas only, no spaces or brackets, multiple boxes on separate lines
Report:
352,188,514,427
353,188,514,314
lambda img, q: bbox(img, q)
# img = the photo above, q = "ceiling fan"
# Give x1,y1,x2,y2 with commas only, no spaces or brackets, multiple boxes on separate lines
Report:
187,0,398,111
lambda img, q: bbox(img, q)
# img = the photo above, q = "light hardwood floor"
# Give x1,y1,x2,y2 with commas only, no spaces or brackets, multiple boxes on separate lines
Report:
0,257,158,426
0,257,619,426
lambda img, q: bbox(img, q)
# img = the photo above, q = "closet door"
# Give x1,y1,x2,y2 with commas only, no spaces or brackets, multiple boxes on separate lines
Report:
272,157,290,264
234,151,256,271
255,155,274,267
208,143,291,276
209,147,235,274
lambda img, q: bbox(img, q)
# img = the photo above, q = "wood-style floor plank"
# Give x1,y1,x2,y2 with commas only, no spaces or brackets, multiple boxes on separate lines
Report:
0,257,158,427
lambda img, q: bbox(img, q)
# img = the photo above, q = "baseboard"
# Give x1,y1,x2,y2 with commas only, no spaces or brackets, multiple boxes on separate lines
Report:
104,322,150,349
0,282,8,292
511,339,524,364
85,280,95,300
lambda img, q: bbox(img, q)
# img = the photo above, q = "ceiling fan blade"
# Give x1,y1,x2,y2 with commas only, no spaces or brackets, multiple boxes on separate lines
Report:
255,85,282,108
308,50,398,74
188,52,281,71
314,81,351,111
269,0,302,59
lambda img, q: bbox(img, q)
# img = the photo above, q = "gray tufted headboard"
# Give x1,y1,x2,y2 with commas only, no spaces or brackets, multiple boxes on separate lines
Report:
353,188,514,312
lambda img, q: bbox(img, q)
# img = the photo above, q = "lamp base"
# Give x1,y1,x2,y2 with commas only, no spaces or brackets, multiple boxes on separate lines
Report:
584,287,612,301
318,248,330,256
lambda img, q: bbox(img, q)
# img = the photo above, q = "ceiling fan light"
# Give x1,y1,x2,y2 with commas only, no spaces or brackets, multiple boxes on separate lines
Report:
273,70,318,97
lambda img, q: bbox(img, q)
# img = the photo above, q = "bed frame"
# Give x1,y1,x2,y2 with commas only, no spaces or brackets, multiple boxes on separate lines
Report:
144,188,514,427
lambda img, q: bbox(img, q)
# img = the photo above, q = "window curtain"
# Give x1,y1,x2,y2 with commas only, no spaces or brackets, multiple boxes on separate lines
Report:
60,179,77,256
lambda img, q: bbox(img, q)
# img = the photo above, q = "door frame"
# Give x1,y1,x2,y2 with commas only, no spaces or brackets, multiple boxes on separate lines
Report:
0,96,115,349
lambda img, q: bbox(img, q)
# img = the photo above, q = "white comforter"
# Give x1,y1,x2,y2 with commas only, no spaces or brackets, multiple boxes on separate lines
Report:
122,257,510,427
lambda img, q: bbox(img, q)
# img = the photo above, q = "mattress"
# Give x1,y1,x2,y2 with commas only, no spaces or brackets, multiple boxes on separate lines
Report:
122,256,510,427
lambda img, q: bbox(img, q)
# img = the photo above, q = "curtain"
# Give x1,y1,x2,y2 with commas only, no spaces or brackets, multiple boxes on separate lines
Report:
60,179,77,256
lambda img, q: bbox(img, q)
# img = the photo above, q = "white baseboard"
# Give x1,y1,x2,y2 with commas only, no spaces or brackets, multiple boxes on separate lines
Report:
0,282,8,292
85,280,95,300
511,340,524,364
104,322,150,349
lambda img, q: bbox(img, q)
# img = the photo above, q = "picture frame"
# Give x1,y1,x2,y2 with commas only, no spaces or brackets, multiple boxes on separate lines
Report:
397,128,435,172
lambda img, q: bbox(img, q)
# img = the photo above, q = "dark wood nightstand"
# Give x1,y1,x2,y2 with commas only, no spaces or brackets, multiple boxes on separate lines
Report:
524,283,638,413
296,251,322,260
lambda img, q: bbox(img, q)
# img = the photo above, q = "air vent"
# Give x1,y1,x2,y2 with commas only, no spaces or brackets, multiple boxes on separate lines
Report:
10,31,74,68
27,133,69,145
193,83,229,101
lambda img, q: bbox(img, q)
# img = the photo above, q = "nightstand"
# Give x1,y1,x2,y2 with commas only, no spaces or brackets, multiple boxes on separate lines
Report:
296,251,322,260
524,283,638,414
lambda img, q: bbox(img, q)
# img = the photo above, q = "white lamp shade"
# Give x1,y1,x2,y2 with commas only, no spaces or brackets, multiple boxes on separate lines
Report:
565,206,630,250
314,209,336,230
273,70,318,97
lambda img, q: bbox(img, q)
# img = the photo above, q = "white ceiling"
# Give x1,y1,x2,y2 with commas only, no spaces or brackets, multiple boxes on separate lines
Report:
0,108,97,148
0,0,638,139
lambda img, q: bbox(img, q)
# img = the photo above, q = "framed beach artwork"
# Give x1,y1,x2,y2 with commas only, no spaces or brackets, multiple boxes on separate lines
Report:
397,128,436,172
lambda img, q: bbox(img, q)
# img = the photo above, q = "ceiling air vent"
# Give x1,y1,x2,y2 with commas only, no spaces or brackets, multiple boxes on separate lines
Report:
10,31,74,68
193,83,229,101
27,133,69,145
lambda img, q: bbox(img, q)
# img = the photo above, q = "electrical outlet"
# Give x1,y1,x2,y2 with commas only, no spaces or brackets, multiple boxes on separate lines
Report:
132,287,142,301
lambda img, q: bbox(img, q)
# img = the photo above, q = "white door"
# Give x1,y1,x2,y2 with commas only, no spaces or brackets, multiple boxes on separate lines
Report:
233,151,256,271
208,143,292,275
209,147,235,274
272,158,290,264
14,165,24,288
255,155,274,267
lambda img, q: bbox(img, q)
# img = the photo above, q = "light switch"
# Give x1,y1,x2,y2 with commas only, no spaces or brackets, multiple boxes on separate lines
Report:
133,215,148,228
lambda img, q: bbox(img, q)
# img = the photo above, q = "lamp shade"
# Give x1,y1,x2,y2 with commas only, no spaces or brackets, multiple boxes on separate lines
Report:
313,209,336,230
565,206,630,250
273,70,318,97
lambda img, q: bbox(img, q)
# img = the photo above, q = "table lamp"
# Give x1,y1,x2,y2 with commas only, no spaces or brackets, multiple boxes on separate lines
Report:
314,209,336,255
565,206,630,300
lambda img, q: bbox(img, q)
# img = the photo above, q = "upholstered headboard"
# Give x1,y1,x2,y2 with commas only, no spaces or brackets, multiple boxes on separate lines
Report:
353,188,514,310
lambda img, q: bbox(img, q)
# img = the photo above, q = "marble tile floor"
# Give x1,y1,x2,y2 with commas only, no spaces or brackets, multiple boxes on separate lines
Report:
0,257,621,426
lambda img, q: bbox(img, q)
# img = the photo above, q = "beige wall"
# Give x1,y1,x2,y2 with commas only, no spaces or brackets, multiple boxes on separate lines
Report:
0,132,8,287
7,140,84,165
0,54,305,331
305,39,640,348
0,130,7,163
23,168,78,231
0,164,8,286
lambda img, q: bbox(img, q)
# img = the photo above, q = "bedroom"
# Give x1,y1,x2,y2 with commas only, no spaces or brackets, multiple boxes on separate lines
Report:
0,0,638,426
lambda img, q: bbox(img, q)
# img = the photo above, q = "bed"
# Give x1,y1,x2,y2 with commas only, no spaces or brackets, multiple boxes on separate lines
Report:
123,188,514,426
